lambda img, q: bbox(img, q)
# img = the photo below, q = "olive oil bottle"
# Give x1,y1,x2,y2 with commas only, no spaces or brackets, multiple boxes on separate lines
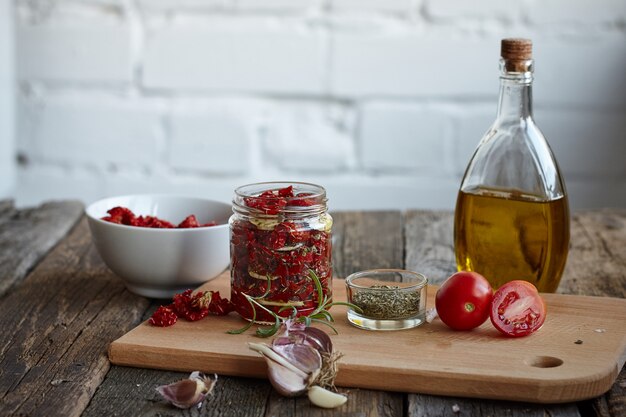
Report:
454,39,570,293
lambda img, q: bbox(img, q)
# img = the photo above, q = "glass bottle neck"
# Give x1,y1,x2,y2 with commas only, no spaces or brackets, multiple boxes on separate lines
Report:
496,75,533,122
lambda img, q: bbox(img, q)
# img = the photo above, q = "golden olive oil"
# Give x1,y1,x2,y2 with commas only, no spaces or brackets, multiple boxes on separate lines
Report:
454,187,569,292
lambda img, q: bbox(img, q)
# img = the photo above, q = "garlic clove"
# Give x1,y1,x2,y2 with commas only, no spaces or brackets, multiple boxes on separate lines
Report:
271,343,322,375
249,342,308,378
266,357,308,397
301,327,333,354
156,372,217,409
249,342,322,397
307,386,347,409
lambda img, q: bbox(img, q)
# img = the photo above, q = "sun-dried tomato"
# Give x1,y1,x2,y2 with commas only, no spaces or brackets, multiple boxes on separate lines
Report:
148,289,234,327
101,207,217,229
102,206,136,225
230,185,332,323
178,215,218,229
206,291,235,315
149,306,178,327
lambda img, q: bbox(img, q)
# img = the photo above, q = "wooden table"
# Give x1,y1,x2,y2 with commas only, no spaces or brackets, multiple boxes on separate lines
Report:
0,200,624,417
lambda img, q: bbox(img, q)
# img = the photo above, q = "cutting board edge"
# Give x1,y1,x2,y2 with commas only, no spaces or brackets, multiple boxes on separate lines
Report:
108,338,622,404
109,340,268,379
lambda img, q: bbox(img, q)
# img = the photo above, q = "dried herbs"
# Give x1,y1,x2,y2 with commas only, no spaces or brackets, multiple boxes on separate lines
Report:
351,285,421,319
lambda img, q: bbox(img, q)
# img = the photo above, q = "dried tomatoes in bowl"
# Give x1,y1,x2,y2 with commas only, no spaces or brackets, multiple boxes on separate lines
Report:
86,195,231,298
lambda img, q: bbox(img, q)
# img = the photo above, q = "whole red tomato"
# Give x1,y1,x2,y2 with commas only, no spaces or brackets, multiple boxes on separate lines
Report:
490,280,546,337
435,272,493,330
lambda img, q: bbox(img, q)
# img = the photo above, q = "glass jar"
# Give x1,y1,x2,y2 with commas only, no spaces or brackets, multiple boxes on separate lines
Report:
454,39,569,293
345,269,427,331
229,182,332,323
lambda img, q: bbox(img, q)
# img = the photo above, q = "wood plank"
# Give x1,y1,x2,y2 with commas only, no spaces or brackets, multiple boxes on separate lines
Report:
559,209,626,298
408,395,580,417
403,210,583,417
109,273,626,404
559,209,626,417
0,199,83,296
266,210,405,416
0,218,150,417
331,211,404,279
83,367,270,417
404,210,457,285
84,211,405,416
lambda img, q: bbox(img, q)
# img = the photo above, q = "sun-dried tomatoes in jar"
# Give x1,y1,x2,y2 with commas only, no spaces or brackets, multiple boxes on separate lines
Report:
229,182,333,323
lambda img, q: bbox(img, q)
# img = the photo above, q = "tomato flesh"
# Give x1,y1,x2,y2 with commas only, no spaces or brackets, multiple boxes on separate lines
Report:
435,272,493,330
490,280,546,337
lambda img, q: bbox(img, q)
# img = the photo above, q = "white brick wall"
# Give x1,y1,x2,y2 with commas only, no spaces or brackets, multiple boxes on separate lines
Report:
143,16,327,94
168,99,256,175
0,0,15,198
9,0,626,210
18,93,162,168
17,20,131,84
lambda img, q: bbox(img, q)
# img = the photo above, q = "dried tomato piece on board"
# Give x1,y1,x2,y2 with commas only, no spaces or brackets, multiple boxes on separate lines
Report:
206,291,235,316
149,306,178,327
172,290,209,321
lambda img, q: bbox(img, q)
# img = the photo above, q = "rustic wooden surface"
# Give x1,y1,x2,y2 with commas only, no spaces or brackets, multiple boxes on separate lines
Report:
0,200,83,295
109,273,626,403
0,201,624,417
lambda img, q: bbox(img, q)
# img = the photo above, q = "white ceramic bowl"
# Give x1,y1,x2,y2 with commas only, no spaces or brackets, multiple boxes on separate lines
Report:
86,195,231,298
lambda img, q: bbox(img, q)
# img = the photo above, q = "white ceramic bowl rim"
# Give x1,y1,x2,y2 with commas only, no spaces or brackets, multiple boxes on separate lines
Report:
85,194,231,232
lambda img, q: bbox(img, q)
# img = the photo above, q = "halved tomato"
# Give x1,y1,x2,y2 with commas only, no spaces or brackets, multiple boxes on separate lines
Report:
490,280,546,337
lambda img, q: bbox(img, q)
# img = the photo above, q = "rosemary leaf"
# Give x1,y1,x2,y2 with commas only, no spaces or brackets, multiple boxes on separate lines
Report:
227,296,257,335
311,318,338,334
256,315,280,337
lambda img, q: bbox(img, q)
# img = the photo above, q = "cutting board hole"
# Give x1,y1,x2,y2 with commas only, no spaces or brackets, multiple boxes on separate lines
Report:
525,356,564,368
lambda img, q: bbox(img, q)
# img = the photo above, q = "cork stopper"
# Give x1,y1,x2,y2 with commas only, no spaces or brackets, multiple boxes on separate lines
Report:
501,38,532,72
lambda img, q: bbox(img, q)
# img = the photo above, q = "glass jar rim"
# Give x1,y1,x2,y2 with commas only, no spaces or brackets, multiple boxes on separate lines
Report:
234,181,326,199
346,269,428,292
232,181,328,217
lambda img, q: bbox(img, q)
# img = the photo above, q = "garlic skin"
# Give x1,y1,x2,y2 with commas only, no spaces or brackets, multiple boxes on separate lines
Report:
156,371,217,409
249,342,322,396
248,320,343,403
308,386,347,409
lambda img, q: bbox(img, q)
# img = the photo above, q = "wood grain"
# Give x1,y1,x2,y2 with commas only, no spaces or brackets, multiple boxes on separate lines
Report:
267,210,405,417
560,210,626,417
559,209,626,298
331,211,404,279
85,211,404,417
110,272,626,404
0,199,83,296
0,218,150,417
83,367,271,417
2,206,624,417
404,210,585,417
404,210,457,285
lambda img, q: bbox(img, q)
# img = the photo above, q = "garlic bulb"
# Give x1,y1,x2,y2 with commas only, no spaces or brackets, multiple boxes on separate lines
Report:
249,320,346,408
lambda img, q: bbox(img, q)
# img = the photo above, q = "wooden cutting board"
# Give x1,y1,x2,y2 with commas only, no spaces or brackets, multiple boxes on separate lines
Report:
109,272,626,404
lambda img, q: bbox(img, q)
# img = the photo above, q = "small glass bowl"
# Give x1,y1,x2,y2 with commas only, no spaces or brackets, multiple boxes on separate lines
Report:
345,269,427,331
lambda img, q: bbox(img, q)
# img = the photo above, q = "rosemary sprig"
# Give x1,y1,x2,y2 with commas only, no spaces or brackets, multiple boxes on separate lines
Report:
228,270,362,337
